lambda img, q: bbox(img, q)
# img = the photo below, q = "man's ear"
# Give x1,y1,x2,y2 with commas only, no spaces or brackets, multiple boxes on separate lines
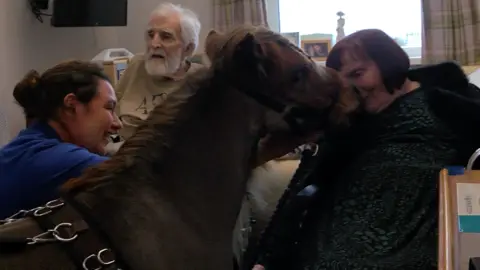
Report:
184,43,195,57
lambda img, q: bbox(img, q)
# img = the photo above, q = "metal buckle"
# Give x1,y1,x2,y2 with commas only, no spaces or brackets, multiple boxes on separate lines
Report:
27,222,78,245
82,248,116,270
97,248,115,265
82,254,102,270
303,143,319,156
33,199,65,217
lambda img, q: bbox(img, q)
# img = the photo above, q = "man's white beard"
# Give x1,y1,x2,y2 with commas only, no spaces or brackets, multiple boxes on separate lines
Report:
145,49,183,77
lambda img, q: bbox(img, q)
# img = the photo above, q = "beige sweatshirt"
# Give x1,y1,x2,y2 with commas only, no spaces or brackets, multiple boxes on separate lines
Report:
115,54,203,140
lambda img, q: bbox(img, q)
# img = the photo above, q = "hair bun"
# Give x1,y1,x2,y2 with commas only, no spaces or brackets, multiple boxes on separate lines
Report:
13,70,42,115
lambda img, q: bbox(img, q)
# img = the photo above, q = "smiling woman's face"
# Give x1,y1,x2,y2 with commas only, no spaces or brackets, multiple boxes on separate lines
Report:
339,52,398,114
63,79,121,155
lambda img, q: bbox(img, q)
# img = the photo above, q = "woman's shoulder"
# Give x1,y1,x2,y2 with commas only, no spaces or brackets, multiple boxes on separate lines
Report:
0,132,107,219
1,128,107,180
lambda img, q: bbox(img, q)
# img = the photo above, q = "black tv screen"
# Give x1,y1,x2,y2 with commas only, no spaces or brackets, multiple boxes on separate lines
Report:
51,0,128,27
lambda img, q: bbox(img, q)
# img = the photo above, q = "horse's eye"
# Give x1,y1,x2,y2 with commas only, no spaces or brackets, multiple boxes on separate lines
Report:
292,66,309,83
292,72,302,83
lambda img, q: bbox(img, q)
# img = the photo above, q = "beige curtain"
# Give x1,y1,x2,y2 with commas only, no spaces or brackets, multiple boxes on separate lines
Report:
422,0,480,65
213,0,269,32
0,108,9,146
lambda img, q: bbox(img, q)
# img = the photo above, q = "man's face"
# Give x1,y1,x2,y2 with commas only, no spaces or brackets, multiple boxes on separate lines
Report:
145,14,185,77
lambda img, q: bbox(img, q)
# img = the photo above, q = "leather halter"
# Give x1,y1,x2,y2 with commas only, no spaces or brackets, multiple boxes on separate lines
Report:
0,199,125,269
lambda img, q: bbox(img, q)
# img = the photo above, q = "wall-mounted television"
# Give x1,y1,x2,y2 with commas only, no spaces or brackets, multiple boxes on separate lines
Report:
51,0,128,27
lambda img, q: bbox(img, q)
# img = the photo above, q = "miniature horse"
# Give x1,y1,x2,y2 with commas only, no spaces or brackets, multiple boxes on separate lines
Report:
0,26,358,270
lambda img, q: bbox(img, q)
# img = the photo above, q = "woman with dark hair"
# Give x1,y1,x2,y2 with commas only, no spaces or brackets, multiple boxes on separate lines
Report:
0,60,122,219
249,29,480,270
326,29,415,113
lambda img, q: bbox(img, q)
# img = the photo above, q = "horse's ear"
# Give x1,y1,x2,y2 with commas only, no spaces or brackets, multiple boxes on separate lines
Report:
207,29,219,38
233,33,264,68
205,29,224,62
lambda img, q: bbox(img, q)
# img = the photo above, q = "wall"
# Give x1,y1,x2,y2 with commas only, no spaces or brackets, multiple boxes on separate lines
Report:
470,68,480,87
0,0,212,137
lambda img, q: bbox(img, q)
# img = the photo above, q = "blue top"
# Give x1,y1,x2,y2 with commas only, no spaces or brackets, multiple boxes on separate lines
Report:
0,121,108,219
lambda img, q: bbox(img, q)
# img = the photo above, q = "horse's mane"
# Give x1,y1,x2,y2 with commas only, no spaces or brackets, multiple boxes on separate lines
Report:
206,25,307,71
63,67,217,192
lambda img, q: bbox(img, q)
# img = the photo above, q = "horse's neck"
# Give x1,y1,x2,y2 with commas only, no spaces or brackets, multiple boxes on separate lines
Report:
65,88,258,270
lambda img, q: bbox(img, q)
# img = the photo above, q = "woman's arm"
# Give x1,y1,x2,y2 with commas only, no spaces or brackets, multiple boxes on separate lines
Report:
255,132,321,167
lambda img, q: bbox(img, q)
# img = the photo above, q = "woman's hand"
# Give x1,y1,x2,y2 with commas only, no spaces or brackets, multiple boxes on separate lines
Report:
256,131,321,166
252,265,265,270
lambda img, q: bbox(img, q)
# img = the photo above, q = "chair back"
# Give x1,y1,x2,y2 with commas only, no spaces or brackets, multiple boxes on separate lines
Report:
439,150,480,270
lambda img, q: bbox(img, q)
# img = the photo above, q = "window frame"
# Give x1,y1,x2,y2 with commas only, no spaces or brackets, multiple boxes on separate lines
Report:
266,0,422,65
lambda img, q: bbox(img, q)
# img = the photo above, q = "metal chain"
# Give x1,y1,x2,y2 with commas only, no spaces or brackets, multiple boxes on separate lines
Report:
0,199,65,225
0,199,78,247
1,199,120,269
241,192,256,253
0,198,122,269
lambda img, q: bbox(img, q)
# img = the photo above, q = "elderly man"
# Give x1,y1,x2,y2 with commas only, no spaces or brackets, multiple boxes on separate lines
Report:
113,2,203,143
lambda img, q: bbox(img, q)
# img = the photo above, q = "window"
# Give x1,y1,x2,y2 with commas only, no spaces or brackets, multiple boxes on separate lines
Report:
270,0,422,63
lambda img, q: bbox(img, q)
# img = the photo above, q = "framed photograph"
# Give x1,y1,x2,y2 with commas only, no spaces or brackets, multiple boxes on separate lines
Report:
281,32,300,47
301,39,332,61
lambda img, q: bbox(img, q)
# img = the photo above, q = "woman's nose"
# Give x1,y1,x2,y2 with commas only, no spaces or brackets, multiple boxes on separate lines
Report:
111,114,123,131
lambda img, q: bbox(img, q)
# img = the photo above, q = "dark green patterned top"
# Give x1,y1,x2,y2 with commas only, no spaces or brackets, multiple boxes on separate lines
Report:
296,88,455,270
253,78,480,270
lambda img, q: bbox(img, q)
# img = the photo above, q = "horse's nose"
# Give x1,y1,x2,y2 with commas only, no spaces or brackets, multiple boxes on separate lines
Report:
264,110,290,133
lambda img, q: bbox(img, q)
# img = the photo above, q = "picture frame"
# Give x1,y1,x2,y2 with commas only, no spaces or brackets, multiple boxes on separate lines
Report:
281,32,300,47
301,39,332,61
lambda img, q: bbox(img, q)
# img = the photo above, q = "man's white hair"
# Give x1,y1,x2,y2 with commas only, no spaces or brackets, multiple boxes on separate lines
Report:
150,3,201,54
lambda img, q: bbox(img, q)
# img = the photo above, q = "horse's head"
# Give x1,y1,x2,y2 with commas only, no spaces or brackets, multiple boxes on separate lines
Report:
205,26,359,136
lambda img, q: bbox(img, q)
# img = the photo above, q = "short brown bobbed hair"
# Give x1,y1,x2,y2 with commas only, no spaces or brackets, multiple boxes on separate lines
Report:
326,29,410,93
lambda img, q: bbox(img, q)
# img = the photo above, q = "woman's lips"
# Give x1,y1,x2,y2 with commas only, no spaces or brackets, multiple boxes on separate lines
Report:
102,134,111,145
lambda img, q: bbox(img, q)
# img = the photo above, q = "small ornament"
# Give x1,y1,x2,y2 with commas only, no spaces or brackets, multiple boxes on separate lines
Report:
336,11,346,42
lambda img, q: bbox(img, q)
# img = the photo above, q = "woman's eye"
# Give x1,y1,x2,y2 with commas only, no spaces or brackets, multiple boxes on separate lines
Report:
349,70,364,79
